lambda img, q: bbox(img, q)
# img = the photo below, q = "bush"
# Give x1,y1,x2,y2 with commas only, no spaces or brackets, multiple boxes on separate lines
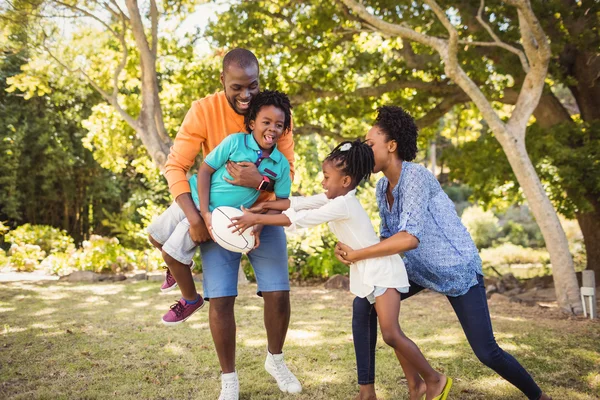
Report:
70,235,138,273
39,252,76,276
7,244,46,272
480,243,550,267
498,221,529,247
461,206,500,248
287,228,348,280
0,248,8,269
5,224,75,255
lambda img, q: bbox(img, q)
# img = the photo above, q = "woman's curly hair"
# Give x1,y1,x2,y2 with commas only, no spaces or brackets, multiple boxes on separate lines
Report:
374,106,418,161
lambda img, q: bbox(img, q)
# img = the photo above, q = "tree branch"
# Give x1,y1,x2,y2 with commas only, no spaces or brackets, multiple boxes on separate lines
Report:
503,1,552,135
290,78,459,106
416,92,471,129
294,124,345,142
459,0,530,72
150,0,158,58
50,0,118,39
40,33,139,131
340,0,445,50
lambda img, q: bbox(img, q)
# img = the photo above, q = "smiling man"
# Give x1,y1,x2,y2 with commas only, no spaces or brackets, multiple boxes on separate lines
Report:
149,49,299,400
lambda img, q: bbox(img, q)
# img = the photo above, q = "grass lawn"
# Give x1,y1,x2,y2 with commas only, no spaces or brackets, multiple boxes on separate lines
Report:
0,279,599,399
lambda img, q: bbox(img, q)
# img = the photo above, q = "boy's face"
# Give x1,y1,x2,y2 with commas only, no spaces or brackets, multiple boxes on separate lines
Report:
221,63,260,115
249,105,286,151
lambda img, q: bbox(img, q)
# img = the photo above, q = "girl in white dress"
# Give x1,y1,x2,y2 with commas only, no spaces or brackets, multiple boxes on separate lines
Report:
231,140,448,400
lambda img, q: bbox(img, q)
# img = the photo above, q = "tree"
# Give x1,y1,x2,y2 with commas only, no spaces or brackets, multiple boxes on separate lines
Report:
204,0,582,312
3,1,211,170
336,0,581,312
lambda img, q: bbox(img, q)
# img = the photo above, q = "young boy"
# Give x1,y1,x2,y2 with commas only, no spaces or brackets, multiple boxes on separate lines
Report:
147,90,293,326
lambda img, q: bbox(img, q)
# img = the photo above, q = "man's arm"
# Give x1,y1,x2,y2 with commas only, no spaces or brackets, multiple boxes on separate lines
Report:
164,101,206,199
198,162,216,220
175,193,211,244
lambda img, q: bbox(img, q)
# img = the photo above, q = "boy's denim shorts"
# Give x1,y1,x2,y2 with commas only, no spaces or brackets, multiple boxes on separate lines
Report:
148,202,290,299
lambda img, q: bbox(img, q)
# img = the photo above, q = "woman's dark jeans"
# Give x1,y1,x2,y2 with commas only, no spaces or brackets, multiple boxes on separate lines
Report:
352,275,543,400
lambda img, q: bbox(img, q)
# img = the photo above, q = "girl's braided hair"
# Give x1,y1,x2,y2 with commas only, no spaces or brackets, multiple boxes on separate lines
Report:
325,139,374,187
244,90,292,134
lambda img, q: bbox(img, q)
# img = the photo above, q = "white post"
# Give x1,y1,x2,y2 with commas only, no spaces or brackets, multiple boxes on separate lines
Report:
430,141,437,177
581,270,596,319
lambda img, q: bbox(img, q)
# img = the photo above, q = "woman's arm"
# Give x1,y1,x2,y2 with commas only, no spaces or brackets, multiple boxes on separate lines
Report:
334,231,419,264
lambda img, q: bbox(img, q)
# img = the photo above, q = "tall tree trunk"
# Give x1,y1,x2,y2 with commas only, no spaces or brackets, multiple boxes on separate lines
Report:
576,199,600,276
341,0,583,313
499,130,582,312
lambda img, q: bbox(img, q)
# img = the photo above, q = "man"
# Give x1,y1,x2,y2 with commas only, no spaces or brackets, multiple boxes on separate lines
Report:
150,49,300,400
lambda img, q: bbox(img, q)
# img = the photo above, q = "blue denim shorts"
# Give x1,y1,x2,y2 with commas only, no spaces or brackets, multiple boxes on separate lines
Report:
200,225,290,300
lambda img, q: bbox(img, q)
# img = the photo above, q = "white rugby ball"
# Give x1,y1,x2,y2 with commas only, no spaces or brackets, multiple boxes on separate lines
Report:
211,206,255,253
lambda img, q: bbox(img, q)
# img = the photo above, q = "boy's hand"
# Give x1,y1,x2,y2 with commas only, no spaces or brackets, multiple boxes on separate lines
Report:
228,206,258,235
190,217,212,243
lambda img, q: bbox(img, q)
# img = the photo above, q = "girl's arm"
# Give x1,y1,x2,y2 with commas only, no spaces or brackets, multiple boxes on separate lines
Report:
249,198,291,213
229,204,292,234
335,231,419,264
232,196,348,234
198,162,217,229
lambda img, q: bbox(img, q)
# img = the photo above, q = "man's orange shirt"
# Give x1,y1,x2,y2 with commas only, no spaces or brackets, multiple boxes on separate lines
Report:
164,91,295,203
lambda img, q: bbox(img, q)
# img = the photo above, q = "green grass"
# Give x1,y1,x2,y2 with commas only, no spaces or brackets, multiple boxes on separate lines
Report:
0,280,598,399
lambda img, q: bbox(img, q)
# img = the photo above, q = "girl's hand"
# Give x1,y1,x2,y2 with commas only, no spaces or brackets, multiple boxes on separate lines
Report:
335,242,357,265
229,206,258,235
247,202,268,214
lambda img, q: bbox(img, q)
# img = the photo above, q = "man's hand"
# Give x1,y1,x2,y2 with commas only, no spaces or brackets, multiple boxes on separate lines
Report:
334,242,356,265
251,224,263,249
224,161,262,188
229,206,259,235
190,216,213,243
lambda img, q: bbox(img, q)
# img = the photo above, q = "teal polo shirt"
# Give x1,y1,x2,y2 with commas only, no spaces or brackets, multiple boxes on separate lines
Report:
189,133,291,211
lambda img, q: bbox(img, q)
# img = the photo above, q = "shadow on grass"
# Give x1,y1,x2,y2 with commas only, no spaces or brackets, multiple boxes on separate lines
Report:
0,280,598,399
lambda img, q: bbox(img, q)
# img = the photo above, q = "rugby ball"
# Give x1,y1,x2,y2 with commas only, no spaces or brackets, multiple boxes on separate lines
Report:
211,206,255,253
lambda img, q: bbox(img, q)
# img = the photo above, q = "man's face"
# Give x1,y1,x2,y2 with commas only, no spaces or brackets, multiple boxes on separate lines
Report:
220,63,260,115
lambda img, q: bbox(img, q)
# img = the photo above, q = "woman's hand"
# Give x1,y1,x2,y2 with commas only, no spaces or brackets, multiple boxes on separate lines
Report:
335,242,358,265
229,206,259,235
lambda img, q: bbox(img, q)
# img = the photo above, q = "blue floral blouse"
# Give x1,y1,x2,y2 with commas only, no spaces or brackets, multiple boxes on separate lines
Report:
376,162,482,297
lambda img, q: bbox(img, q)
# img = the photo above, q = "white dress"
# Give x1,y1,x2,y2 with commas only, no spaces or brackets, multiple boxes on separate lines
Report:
283,190,410,298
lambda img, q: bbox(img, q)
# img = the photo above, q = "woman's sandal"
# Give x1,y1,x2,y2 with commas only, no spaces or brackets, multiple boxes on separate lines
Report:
432,377,453,400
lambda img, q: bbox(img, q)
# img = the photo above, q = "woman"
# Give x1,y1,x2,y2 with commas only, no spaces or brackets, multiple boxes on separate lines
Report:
335,106,551,400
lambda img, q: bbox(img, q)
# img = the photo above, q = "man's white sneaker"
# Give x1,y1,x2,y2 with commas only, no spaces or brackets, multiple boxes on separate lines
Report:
264,351,302,394
218,371,239,400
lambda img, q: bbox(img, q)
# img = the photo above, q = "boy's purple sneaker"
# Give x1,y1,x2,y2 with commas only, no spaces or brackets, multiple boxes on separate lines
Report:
161,296,205,326
160,261,195,293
